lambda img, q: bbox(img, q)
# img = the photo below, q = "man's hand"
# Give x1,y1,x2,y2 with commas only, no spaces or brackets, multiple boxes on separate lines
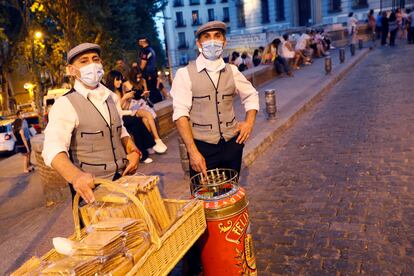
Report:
234,121,254,144
72,172,95,203
189,149,207,176
123,151,140,176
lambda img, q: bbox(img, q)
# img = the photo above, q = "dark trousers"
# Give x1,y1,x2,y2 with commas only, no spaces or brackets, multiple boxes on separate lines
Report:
189,136,244,178
390,29,398,46
122,115,155,160
381,28,389,45
146,73,163,104
376,26,382,40
408,27,414,44
274,56,291,75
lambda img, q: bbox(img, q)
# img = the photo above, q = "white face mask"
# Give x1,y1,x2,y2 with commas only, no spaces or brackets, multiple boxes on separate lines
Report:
200,40,224,61
76,63,104,87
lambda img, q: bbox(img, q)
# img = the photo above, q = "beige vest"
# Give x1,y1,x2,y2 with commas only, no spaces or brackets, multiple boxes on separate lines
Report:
65,90,127,180
188,61,237,144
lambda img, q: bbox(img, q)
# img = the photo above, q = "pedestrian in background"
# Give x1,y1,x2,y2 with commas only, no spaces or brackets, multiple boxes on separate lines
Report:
347,12,358,45
138,37,163,104
12,118,33,173
252,49,262,67
408,9,414,44
389,12,398,47
376,11,383,40
368,9,376,42
381,11,389,46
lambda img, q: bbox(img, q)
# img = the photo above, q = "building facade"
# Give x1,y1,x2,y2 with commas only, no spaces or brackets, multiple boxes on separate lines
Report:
163,0,414,72
163,0,231,73
231,0,414,34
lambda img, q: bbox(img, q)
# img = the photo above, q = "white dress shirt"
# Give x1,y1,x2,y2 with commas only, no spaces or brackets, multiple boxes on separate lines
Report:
170,54,260,121
42,80,129,167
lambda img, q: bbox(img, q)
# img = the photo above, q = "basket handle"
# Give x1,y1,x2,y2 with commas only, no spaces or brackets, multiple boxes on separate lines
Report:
72,178,161,249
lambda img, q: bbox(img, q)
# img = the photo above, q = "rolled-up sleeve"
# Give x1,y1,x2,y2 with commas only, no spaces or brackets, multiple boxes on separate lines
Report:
170,68,193,121
231,65,260,112
42,97,77,167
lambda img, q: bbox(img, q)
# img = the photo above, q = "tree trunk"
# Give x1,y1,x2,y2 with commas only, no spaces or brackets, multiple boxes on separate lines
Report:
1,68,10,115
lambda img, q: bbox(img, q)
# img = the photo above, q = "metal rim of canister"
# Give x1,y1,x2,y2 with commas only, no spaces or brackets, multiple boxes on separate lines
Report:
190,168,239,199
204,197,249,220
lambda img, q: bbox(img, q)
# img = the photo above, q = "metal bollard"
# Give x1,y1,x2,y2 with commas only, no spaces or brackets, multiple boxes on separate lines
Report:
350,44,356,56
325,56,332,74
358,39,363,49
265,89,277,120
177,137,190,178
339,48,345,63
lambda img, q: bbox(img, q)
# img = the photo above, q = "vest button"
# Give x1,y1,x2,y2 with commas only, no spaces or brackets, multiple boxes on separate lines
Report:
218,112,221,114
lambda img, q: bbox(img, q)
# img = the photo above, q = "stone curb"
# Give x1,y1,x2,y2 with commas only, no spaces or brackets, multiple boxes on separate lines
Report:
242,48,371,169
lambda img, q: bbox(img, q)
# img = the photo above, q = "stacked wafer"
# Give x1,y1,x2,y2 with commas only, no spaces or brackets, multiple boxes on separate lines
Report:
89,218,148,248
116,176,172,234
40,256,101,275
100,253,133,275
75,230,125,257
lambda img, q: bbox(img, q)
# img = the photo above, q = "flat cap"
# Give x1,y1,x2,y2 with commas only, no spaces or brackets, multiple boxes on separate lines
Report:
195,21,227,38
67,43,101,64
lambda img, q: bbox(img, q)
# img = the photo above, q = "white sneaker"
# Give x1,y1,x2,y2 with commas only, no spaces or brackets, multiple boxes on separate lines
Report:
153,140,167,154
155,139,167,151
142,157,153,164
147,148,155,155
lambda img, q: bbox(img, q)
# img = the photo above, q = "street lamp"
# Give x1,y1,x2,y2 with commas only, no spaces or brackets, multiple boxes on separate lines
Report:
34,31,43,39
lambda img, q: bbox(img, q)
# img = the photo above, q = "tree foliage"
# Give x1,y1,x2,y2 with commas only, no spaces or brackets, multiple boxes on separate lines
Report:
0,0,167,113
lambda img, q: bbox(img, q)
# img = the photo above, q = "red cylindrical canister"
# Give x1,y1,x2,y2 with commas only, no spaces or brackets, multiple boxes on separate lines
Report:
191,169,257,276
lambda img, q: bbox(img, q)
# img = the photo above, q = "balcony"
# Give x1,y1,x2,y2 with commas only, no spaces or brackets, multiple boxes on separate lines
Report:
189,0,200,5
178,41,189,49
221,0,228,2
206,0,215,4
192,19,202,26
173,0,183,7
175,19,186,28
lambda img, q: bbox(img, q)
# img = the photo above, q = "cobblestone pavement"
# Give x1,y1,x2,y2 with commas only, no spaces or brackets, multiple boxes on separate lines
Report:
244,45,414,275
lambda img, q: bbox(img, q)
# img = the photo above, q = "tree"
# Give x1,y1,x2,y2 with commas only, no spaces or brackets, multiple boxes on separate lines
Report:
1,0,167,115
0,0,31,115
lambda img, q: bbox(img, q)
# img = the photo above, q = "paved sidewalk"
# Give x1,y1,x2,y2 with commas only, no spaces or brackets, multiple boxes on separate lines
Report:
0,46,370,274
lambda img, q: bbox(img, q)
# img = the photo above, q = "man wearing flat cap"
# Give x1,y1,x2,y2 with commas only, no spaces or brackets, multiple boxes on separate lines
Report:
42,43,141,204
171,21,259,179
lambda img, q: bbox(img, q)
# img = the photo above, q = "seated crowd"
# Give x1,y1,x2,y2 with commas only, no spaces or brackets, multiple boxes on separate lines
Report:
106,59,170,164
227,29,333,77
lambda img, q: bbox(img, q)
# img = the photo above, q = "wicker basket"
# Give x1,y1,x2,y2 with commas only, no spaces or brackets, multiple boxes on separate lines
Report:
13,178,206,275
75,179,207,276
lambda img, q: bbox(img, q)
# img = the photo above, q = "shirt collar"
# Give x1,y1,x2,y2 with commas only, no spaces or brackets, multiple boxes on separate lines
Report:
74,80,111,103
195,54,226,73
